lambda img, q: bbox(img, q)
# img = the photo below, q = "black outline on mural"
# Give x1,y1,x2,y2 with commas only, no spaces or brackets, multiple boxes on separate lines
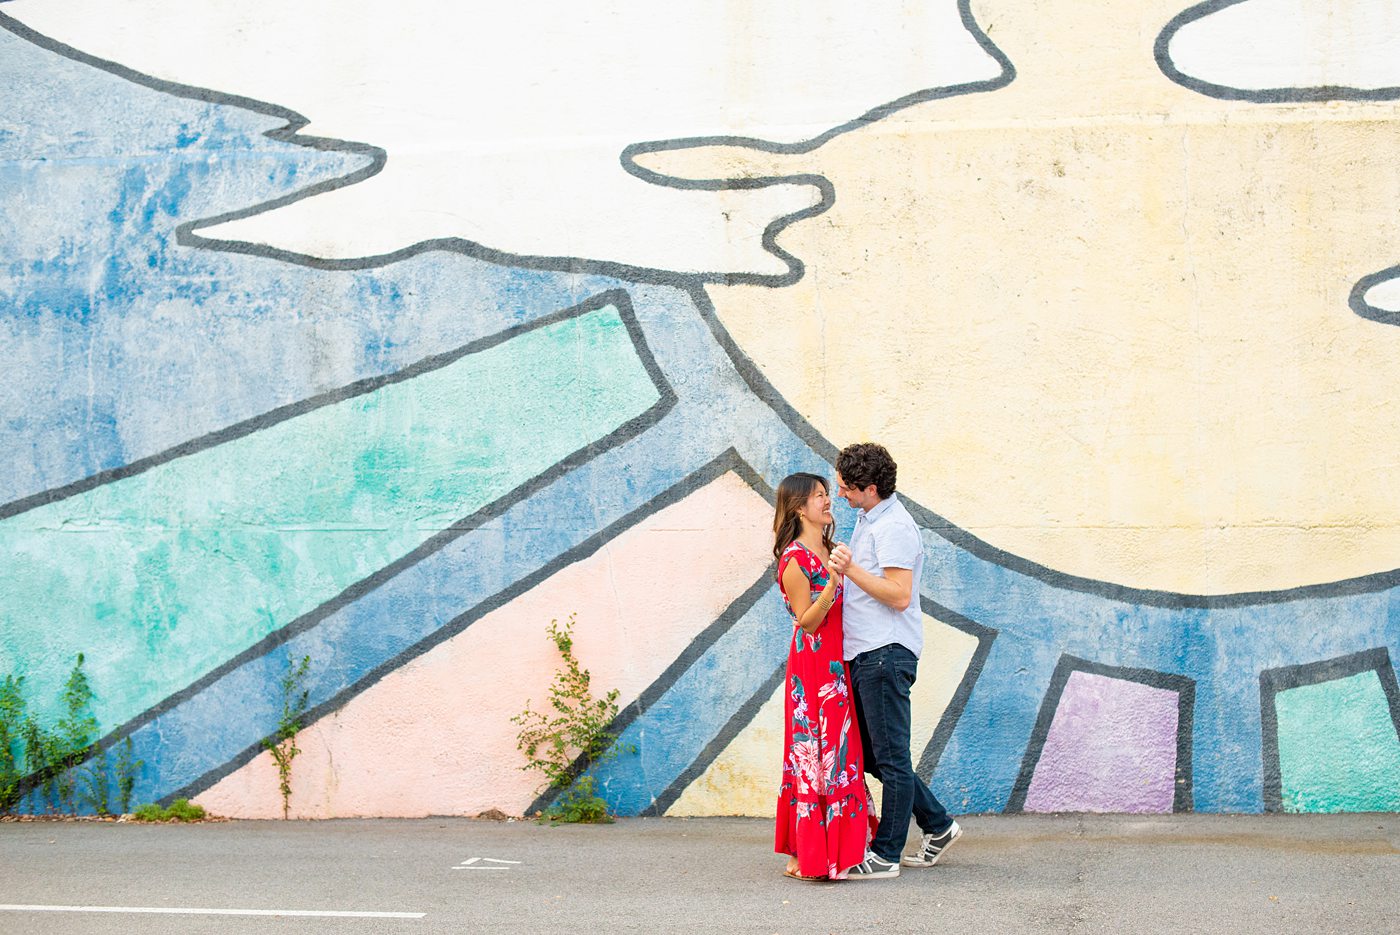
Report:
649,657,789,818
1258,646,1400,812
1005,655,1197,813
0,288,660,521
7,1,1400,816
632,593,998,818
0,4,1013,290
10,287,676,804
527,558,779,818
9,5,1400,607
617,0,1015,290
1156,0,1400,325
166,447,777,805
1350,267,1400,326
913,599,998,781
1157,0,1400,102
691,284,1400,609
524,455,779,817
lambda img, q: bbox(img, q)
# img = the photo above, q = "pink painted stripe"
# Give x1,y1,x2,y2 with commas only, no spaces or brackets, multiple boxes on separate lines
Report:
197,471,772,817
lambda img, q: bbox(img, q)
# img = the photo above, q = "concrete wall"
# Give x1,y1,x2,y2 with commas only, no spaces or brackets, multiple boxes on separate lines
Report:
2,0,1398,817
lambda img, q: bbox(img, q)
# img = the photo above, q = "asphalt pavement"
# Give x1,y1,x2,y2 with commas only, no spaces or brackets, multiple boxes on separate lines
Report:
1,813,1396,934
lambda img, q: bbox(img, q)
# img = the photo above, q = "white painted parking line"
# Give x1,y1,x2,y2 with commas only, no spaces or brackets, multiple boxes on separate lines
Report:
0,904,424,919
452,856,520,870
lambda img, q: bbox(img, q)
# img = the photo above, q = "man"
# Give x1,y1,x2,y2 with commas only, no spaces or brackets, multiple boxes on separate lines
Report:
828,442,961,879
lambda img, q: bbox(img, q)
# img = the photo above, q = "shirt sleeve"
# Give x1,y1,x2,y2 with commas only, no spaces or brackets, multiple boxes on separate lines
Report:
870,517,922,571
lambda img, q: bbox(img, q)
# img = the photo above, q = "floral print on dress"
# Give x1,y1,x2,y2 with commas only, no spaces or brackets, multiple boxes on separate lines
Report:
773,540,876,879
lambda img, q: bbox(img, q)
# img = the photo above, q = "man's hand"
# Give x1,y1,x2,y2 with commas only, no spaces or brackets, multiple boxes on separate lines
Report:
829,543,852,575
835,541,915,612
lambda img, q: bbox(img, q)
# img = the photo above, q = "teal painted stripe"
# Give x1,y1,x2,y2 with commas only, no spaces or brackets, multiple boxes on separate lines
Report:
0,306,657,741
1277,671,1400,813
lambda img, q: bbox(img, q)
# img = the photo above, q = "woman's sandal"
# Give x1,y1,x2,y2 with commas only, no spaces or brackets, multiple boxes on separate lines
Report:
782,867,829,882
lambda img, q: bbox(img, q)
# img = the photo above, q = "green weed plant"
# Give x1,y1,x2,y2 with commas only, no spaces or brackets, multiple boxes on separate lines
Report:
262,654,310,820
513,615,628,824
0,655,100,814
55,654,99,812
0,674,28,810
114,737,142,815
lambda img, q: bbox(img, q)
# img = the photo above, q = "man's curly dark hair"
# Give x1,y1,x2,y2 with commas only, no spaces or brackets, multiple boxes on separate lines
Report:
835,442,897,500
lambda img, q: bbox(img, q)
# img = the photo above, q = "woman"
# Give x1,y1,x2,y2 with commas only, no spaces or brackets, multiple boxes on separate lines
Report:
772,472,875,881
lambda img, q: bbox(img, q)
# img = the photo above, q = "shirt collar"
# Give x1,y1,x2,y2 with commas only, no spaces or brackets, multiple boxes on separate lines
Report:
858,493,897,523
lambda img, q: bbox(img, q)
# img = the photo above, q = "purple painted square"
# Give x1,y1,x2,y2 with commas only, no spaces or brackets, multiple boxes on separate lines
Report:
1023,671,1180,813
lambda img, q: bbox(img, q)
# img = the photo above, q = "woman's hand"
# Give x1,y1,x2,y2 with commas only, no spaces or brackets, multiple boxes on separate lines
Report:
828,543,851,576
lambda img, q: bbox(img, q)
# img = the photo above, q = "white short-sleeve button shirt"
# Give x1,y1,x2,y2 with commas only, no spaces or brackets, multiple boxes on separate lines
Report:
842,493,924,660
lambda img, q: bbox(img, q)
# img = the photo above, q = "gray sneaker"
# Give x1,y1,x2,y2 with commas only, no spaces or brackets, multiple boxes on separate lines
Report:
847,851,900,879
902,819,962,867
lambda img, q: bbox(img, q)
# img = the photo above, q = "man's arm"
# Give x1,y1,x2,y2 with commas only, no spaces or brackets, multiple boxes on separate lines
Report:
830,545,915,612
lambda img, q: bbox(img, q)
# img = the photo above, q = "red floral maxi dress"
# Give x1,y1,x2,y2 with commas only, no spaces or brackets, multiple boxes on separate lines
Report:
774,540,876,879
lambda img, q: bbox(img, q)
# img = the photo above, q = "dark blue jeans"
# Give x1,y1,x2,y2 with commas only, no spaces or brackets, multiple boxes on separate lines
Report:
850,643,953,862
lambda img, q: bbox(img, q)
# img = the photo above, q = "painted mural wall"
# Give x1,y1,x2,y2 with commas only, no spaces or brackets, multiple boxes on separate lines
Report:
2,0,1399,818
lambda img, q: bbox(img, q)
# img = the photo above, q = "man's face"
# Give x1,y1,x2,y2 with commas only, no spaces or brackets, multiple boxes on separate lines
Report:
835,473,878,511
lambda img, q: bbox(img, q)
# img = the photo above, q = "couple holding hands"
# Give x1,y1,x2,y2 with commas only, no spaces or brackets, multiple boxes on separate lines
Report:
773,442,961,881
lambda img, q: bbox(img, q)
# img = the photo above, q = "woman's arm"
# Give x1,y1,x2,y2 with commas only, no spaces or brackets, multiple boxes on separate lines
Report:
781,560,841,635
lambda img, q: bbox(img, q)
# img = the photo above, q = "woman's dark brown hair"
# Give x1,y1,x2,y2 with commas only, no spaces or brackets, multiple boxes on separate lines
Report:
772,472,836,564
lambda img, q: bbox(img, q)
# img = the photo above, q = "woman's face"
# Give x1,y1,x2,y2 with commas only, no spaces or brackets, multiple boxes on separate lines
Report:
799,483,834,529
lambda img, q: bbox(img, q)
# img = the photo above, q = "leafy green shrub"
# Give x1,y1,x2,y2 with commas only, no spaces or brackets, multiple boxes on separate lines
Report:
513,615,628,824
54,654,99,812
166,798,206,821
0,656,99,814
21,718,57,811
131,798,205,822
547,775,612,823
0,675,27,812
131,802,166,822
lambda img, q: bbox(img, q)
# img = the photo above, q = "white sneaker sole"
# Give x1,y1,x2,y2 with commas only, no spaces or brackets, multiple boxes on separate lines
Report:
901,826,962,867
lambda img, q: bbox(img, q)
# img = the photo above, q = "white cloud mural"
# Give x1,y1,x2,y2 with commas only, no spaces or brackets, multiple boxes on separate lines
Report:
8,0,1001,277
1167,0,1400,92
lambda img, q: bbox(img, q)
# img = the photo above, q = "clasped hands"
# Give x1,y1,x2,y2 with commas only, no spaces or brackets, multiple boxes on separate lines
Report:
827,543,853,578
